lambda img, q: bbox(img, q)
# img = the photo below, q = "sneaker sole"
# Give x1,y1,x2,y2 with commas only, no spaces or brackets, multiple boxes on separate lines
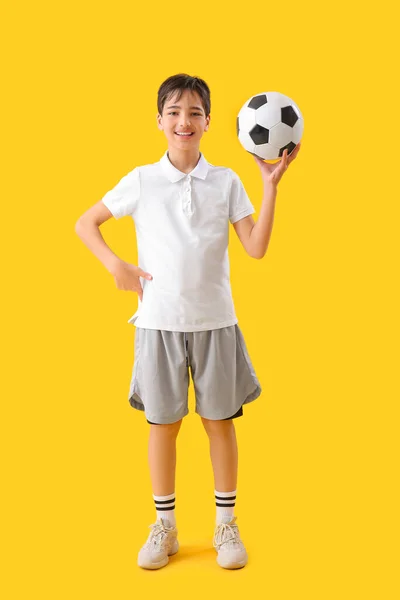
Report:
217,553,248,569
137,539,179,570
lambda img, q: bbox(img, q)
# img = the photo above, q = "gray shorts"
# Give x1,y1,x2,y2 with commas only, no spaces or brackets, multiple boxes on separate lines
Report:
128,324,262,425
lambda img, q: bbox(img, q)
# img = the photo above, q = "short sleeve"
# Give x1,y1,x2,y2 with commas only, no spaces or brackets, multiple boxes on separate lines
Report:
228,169,255,224
101,167,140,219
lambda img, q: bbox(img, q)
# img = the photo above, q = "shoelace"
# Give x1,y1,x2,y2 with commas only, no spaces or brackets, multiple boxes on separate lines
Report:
213,517,241,550
147,520,174,551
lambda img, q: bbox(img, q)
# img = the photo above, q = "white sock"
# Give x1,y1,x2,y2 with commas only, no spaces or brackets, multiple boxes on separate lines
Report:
215,489,236,524
153,492,176,528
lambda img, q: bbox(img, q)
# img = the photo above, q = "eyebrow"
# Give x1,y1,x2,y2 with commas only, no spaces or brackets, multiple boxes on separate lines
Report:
166,104,204,111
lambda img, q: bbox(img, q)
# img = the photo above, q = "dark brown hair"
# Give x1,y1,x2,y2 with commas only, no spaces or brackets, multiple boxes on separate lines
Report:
157,73,211,118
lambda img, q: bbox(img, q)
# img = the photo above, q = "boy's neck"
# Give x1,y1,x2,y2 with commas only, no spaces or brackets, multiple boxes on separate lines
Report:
167,147,201,175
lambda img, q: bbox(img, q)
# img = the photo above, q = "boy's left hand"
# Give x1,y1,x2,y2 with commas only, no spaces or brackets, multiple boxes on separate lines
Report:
253,142,301,186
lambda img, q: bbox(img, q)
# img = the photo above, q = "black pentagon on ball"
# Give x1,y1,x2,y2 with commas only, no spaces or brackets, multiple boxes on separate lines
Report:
279,141,296,157
249,124,269,145
248,94,268,110
281,105,298,127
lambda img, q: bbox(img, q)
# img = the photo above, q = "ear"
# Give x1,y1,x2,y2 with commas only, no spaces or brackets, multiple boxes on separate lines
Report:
204,115,211,131
156,114,163,130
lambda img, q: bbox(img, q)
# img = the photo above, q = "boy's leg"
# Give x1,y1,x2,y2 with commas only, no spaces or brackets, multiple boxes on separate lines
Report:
202,417,248,569
137,420,182,570
200,417,238,492
148,420,183,496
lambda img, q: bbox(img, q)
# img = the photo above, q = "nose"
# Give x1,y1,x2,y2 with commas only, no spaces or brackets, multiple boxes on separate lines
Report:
179,114,192,126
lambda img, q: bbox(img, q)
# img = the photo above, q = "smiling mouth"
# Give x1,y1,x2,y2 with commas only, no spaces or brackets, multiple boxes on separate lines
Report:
175,132,194,136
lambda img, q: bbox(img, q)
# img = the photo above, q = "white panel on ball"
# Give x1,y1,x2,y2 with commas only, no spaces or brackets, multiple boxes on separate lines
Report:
238,106,257,131
269,122,293,149
238,129,256,154
255,103,282,129
292,118,304,144
255,143,283,161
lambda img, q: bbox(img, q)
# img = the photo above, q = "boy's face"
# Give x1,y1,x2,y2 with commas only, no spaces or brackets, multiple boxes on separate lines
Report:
157,89,210,149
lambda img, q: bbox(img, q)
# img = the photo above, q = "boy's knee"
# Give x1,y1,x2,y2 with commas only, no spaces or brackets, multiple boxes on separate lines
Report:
201,416,233,435
150,419,183,435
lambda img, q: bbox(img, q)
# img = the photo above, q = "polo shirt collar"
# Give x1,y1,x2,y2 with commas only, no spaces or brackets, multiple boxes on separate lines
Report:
160,150,209,182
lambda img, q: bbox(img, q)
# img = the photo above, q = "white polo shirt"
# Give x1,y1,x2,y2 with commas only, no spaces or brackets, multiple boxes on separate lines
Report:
101,150,255,332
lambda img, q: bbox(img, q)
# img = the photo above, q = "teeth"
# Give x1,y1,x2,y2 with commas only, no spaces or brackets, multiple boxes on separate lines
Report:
176,132,192,136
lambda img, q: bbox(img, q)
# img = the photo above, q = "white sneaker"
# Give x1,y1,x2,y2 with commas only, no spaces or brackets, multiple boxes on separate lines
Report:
213,515,248,569
137,517,179,570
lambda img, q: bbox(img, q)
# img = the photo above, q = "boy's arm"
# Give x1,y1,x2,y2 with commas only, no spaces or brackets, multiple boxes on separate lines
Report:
74,201,122,275
232,182,277,259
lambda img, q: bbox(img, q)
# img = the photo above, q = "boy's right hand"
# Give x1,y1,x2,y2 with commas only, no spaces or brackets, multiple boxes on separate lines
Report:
111,259,152,301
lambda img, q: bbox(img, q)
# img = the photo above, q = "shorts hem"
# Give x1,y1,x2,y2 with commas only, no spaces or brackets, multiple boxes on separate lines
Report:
196,411,244,420
146,409,189,425
242,383,262,405
196,383,261,420
129,392,145,412
196,403,243,421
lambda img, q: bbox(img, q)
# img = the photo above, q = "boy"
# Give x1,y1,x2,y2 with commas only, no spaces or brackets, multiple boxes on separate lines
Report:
75,73,301,570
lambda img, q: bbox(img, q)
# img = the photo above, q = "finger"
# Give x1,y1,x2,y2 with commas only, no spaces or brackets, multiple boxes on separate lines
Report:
138,268,153,280
287,145,299,165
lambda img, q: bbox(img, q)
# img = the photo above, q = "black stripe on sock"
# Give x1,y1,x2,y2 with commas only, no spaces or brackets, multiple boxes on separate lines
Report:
154,498,175,505
155,505,175,510
216,502,235,507
215,495,236,501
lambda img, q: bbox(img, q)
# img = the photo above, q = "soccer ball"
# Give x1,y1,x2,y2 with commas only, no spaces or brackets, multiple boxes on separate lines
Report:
236,92,304,161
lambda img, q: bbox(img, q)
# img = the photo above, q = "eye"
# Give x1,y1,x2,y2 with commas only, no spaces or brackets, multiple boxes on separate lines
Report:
168,112,202,116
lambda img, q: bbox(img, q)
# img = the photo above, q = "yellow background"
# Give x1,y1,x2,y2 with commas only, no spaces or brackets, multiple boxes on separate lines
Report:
2,0,399,598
